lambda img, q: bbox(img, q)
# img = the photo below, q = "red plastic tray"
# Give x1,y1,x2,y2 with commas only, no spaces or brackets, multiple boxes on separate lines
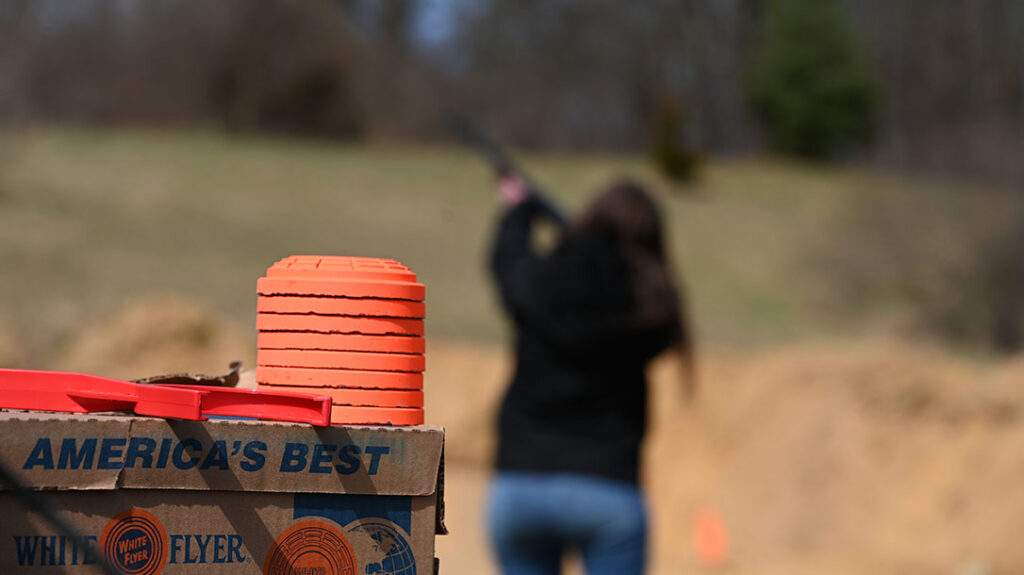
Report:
0,369,204,420
162,384,332,426
0,369,333,426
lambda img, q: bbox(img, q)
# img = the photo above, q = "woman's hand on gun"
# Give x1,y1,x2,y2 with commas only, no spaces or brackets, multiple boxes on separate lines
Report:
497,175,530,207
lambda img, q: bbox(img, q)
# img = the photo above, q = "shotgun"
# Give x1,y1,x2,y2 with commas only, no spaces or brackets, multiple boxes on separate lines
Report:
443,113,569,228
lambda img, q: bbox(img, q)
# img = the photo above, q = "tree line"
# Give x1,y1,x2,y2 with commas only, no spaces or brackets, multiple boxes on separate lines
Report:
1,0,1021,182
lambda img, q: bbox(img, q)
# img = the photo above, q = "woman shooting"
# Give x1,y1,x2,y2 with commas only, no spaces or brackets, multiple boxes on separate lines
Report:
488,176,694,575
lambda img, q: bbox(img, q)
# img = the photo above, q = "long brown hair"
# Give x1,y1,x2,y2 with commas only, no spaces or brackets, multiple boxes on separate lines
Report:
575,180,696,391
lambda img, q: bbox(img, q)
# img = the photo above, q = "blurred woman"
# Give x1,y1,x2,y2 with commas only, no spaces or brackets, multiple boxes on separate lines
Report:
488,176,694,575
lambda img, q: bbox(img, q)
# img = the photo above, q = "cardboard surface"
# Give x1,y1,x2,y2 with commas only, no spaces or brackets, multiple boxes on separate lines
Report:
0,412,444,574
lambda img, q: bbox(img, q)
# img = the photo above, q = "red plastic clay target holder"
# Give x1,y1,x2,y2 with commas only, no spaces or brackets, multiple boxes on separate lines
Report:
0,369,333,426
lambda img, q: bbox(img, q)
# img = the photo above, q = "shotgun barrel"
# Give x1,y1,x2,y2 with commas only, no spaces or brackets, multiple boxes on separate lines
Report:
443,113,569,228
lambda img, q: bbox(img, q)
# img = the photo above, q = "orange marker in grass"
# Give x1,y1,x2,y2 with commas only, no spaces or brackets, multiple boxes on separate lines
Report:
693,506,729,569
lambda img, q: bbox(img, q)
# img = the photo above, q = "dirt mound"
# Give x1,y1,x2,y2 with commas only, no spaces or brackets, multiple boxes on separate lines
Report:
424,340,508,464
0,322,24,367
645,341,1024,573
429,339,1024,574
57,294,255,381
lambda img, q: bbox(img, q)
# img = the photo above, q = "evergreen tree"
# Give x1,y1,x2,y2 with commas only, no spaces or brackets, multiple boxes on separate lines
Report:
744,0,881,159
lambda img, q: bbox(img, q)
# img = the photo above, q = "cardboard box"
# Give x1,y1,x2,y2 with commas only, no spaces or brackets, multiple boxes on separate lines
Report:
0,412,446,574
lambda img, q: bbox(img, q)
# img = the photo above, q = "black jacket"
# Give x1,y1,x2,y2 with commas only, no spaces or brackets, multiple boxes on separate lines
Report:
490,196,677,484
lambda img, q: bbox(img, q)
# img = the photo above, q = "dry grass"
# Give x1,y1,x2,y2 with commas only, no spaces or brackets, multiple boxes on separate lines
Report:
0,127,955,365
54,294,255,380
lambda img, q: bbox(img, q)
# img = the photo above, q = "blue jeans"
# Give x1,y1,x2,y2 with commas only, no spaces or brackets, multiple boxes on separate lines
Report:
488,472,647,575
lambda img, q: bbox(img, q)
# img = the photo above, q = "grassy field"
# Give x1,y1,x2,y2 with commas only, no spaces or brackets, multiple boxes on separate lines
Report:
4,128,1024,574
0,127,946,364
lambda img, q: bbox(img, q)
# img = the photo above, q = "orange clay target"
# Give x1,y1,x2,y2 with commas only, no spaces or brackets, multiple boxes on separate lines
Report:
257,277,424,301
257,332,425,354
257,296,425,318
267,255,417,282
270,255,413,268
256,314,424,336
255,385,423,408
256,367,423,390
330,405,424,426
257,349,425,372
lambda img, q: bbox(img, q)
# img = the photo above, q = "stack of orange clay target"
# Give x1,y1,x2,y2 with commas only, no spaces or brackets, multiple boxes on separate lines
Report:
255,255,425,426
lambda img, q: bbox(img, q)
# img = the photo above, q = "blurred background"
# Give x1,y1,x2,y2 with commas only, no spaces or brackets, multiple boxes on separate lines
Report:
2,0,1024,573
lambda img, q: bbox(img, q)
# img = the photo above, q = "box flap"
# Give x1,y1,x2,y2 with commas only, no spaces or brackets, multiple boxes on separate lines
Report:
0,413,131,490
435,437,448,535
0,412,443,496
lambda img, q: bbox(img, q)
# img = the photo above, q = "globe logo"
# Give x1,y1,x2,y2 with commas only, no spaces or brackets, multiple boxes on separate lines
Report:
347,522,416,575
